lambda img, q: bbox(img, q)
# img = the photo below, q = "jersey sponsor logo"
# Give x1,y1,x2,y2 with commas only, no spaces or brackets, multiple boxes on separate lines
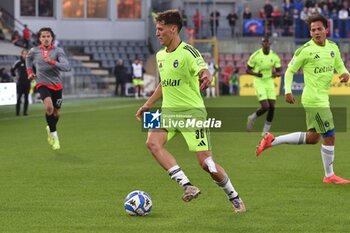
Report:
161,79,181,87
314,65,334,74
173,59,179,68
183,45,200,58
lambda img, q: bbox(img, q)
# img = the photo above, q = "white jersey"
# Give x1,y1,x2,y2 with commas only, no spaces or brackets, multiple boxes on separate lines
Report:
207,62,216,76
132,63,143,78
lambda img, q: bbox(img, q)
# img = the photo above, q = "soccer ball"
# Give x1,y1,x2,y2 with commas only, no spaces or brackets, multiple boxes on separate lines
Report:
124,190,152,216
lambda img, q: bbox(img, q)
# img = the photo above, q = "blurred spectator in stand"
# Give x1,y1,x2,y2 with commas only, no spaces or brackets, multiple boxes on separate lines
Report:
305,0,315,9
294,0,303,13
300,7,309,21
22,24,31,49
243,7,252,19
321,4,330,18
318,0,328,9
11,30,22,47
338,6,348,36
327,0,339,12
193,9,204,38
293,8,302,37
264,0,273,19
209,8,221,37
227,10,238,38
333,28,340,39
264,0,273,35
330,8,339,28
283,0,294,14
271,6,282,35
314,3,322,14
114,59,127,96
282,11,293,36
0,68,13,82
258,8,266,19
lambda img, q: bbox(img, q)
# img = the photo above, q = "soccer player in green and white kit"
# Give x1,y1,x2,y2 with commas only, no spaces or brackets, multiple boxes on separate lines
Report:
136,9,246,213
246,37,281,133
256,14,350,184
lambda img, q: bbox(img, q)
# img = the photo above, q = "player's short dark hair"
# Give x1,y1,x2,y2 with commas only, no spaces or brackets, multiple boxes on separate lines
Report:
155,9,183,32
37,27,55,44
306,14,328,29
261,36,270,42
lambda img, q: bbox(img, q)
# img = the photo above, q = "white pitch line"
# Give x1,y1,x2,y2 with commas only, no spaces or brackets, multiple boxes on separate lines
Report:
0,104,140,121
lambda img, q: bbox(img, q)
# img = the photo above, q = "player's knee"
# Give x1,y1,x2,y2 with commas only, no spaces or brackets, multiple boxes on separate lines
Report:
145,140,161,154
306,133,321,144
45,105,54,115
261,104,270,112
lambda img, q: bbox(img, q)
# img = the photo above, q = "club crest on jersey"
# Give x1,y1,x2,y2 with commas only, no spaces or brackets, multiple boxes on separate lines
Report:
324,121,330,127
173,60,179,68
330,51,335,58
159,62,162,68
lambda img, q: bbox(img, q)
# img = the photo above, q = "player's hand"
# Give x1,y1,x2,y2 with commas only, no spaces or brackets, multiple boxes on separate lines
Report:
136,106,150,121
272,72,280,78
339,73,349,83
285,93,295,104
199,76,211,90
28,73,36,80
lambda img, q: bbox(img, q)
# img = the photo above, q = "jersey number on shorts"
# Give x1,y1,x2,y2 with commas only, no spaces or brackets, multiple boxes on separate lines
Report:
195,129,205,139
56,99,63,107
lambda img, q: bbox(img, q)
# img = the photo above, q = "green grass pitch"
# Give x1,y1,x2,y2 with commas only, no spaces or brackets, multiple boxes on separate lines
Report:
0,96,349,233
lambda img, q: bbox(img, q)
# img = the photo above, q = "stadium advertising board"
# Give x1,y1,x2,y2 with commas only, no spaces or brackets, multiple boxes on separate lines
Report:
239,74,281,96
280,74,350,96
280,74,304,95
243,19,264,36
329,74,350,95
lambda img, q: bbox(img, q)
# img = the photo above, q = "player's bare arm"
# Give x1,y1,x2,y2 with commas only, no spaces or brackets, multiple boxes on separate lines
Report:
246,65,262,77
339,73,349,83
199,69,212,90
136,83,162,121
272,67,282,78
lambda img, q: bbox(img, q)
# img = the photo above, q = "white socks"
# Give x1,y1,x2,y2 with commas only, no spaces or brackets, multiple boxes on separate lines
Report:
51,131,58,139
216,175,238,200
271,132,306,146
168,165,190,187
250,112,258,121
321,144,334,177
263,121,272,133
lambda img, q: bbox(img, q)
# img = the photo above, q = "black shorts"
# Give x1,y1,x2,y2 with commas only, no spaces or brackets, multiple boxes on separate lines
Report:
37,86,63,109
